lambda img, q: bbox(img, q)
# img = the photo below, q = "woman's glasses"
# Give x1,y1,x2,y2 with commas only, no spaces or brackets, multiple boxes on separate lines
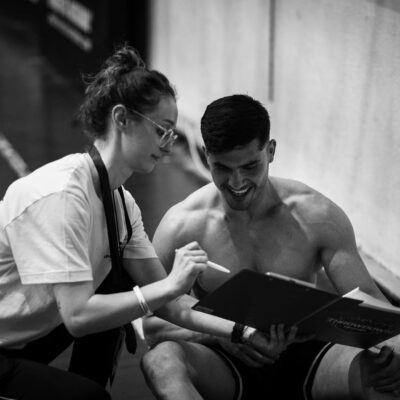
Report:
126,108,178,149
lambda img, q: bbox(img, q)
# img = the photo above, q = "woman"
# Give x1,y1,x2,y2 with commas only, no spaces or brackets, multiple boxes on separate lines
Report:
0,45,292,400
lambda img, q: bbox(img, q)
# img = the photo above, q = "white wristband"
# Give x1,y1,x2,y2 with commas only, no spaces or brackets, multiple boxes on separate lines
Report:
133,285,152,317
242,326,257,344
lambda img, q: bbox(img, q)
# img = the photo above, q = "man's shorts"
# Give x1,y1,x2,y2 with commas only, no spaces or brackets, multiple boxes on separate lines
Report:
209,339,333,400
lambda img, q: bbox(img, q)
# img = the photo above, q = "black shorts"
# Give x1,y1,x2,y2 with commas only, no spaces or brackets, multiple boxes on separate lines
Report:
209,340,333,400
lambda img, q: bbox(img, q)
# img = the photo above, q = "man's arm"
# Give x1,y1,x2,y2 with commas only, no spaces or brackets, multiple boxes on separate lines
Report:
319,200,387,301
318,199,400,394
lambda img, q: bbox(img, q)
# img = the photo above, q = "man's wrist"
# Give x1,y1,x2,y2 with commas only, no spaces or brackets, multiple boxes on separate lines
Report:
231,322,257,344
242,325,257,344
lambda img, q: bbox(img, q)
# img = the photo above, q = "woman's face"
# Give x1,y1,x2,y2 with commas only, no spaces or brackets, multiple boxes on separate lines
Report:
123,96,178,173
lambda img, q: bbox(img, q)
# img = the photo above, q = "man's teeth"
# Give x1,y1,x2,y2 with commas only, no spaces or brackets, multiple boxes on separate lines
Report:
230,187,249,196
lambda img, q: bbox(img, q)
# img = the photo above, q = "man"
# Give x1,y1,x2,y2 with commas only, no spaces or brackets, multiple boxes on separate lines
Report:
141,94,400,399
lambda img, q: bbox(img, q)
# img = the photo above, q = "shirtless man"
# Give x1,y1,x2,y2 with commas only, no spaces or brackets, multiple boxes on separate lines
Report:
141,94,400,399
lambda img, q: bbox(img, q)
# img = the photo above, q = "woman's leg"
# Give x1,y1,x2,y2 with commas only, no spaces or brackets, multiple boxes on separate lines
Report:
12,324,73,364
10,322,126,388
0,356,111,400
69,327,124,386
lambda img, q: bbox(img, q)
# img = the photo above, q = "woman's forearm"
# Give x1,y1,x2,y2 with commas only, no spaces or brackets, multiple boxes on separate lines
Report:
143,295,221,347
154,294,234,340
56,278,179,337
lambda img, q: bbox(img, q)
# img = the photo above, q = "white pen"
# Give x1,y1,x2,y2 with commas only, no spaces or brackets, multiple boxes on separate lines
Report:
207,261,231,274
175,249,230,273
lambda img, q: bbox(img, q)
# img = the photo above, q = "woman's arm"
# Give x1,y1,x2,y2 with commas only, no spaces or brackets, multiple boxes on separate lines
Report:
143,294,217,348
53,241,206,337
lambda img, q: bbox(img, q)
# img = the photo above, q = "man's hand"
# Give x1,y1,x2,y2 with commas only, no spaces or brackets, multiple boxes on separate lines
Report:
218,324,299,367
250,324,298,360
367,346,400,396
218,340,274,367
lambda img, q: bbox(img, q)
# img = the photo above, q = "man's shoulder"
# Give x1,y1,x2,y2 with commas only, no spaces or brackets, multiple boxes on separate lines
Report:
167,183,217,214
273,176,321,202
157,183,218,234
272,176,342,221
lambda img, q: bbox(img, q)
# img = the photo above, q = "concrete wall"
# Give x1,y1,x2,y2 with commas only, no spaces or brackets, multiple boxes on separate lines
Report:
149,0,400,283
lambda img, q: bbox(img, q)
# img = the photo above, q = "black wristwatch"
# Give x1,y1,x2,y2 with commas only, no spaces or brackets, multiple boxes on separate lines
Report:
231,322,257,344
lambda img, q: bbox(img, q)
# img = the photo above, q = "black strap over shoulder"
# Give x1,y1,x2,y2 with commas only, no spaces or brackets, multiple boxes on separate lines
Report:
88,146,134,291
118,186,133,247
88,146,137,365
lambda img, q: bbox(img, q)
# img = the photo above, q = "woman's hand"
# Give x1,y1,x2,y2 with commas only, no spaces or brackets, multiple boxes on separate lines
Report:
165,241,208,297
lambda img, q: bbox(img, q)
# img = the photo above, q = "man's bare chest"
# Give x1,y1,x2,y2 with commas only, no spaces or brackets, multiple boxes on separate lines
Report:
197,216,320,293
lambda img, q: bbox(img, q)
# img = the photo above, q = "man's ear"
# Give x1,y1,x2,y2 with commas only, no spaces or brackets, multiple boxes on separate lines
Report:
267,139,276,162
111,104,127,130
203,146,211,166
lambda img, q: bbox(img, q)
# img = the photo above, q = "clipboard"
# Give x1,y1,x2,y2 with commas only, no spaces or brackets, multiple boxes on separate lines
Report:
193,269,400,348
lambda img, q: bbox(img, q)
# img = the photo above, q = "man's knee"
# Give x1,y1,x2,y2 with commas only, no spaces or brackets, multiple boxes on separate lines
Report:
141,340,187,383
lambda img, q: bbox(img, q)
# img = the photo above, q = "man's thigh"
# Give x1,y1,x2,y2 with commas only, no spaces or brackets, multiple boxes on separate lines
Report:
0,357,110,400
187,342,240,400
160,341,239,400
312,344,361,399
312,344,398,400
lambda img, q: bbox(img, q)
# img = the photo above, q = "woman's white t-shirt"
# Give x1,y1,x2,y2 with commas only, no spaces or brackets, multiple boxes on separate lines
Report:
0,153,157,349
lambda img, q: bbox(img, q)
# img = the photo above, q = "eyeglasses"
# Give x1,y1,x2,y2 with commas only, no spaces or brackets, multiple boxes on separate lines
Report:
126,108,178,149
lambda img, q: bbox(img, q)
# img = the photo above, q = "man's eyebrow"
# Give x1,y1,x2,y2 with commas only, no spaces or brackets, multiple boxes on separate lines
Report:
213,161,229,168
213,160,259,168
241,160,259,167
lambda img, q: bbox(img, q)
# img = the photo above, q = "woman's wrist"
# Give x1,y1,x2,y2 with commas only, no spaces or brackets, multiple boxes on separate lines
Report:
160,276,184,301
133,285,153,317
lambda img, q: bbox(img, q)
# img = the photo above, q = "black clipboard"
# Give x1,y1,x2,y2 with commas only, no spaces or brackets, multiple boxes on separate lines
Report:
193,269,400,348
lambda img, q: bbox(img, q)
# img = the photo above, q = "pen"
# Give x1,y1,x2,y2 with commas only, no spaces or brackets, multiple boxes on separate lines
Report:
207,261,231,274
175,249,230,273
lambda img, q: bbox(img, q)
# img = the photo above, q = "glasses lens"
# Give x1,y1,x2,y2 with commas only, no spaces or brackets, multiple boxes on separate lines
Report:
160,130,177,148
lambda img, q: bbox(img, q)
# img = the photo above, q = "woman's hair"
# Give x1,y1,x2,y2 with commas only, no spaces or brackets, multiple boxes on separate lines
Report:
200,94,270,153
77,44,176,138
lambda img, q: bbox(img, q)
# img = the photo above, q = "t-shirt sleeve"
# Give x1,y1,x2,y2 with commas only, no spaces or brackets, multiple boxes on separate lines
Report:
120,190,157,260
5,190,93,284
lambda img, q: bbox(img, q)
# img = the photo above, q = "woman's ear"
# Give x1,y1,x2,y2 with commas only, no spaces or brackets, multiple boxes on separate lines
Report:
111,104,128,130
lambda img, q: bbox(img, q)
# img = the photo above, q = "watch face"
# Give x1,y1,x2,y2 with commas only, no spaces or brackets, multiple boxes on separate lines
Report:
231,322,246,343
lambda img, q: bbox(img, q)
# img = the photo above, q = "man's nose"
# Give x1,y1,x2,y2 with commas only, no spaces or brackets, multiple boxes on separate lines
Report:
228,170,244,189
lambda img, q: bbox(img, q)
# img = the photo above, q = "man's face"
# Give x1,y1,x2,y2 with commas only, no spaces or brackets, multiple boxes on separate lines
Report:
206,138,275,211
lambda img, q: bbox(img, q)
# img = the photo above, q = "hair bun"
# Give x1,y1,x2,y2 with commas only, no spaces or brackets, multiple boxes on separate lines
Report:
105,44,146,74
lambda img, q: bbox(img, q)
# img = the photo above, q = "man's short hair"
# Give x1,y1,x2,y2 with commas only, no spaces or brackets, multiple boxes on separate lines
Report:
200,94,270,153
